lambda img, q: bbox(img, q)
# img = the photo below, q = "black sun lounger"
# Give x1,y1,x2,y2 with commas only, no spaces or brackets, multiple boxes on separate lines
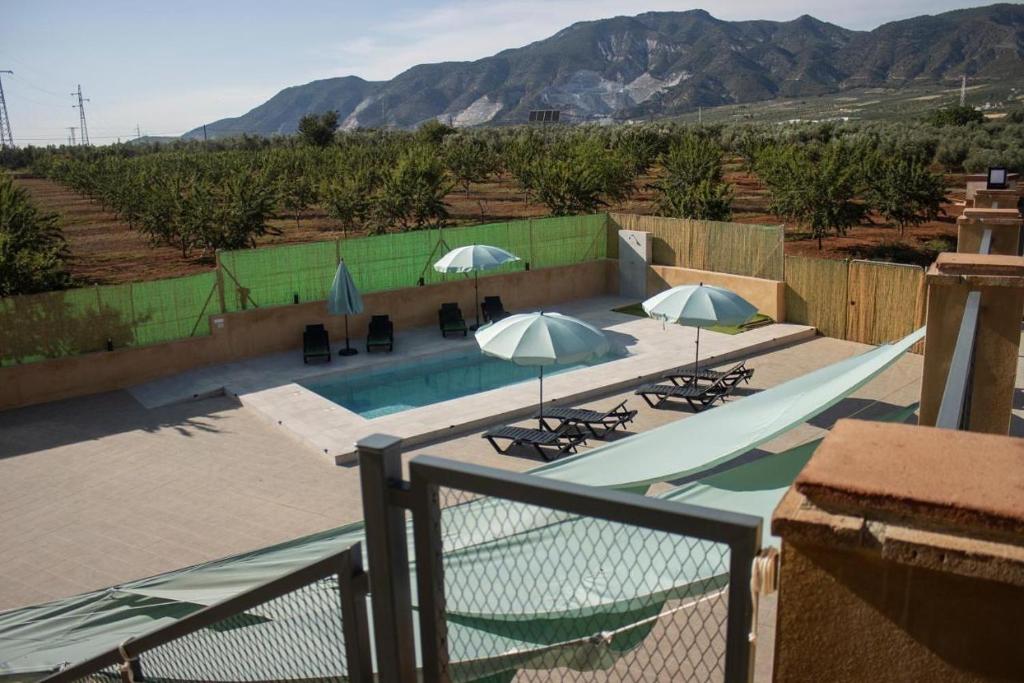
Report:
664,361,754,387
533,399,638,439
438,302,468,338
367,315,394,352
482,424,585,461
634,372,737,411
302,324,331,364
481,295,509,324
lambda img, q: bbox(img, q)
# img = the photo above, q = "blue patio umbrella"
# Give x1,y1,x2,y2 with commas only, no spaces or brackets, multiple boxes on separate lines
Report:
328,259,364,356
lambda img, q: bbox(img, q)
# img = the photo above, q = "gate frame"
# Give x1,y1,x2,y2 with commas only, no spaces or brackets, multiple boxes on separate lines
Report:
359,435,763,683
40,543,372,683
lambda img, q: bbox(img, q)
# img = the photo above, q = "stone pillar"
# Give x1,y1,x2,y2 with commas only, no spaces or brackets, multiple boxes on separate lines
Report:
617,229,651,299
772,419,1024,683
956,208,1022,256
971,188,1021,210
918,253,1024,433
965,172,1019,208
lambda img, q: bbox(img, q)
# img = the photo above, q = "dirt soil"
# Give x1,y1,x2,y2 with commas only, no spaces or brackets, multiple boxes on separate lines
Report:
14,167,964,286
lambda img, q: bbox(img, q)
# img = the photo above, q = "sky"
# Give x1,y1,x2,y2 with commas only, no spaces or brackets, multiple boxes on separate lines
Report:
0,0,997,143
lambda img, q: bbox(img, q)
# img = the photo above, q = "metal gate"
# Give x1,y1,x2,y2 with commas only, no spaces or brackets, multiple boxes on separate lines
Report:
41,544,372,683
360,434,762,683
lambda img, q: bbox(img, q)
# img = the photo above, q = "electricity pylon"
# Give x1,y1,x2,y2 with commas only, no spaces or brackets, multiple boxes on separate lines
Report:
71,84,90,146
0,70,14,148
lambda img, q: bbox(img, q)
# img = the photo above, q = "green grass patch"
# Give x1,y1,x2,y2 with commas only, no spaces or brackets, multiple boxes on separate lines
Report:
612,303,773,335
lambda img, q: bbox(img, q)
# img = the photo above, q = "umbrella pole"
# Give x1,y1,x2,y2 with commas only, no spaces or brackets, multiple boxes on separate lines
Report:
694,325,700,376
539,365,544,423
340,314,358,356
472,272,481,330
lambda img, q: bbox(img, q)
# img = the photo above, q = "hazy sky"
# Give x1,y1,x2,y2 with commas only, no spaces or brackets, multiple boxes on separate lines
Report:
1,0,996,143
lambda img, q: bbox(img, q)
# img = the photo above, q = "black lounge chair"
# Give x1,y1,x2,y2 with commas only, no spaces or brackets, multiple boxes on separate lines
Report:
482,424,585,461
302,324,331,364
367,315,394,352
438,302,468,338
533,399,638,439
635,371,738,411
664,361,754,387
481,295,509,324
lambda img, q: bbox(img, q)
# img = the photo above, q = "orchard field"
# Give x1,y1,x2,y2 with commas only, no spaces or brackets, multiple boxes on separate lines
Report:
3,105,1017,295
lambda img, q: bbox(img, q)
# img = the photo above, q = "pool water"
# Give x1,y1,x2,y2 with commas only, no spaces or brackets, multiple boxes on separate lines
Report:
302,350,620,419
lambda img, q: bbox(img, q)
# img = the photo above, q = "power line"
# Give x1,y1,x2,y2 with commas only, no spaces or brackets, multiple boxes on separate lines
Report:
71,84,90,145
0,70,14,148
7,72,66,100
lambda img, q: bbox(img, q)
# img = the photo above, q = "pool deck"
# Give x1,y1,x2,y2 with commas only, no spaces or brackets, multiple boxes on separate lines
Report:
1,333,948,682
129,296,816,463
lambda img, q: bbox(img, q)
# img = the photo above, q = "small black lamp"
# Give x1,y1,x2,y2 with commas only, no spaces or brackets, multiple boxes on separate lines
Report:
987,167,1008,190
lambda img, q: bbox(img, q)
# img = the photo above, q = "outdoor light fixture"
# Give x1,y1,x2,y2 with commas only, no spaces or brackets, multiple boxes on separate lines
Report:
987,167,1008,190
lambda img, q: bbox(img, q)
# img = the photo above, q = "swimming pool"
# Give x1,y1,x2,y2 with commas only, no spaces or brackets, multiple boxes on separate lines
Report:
301,350,621,419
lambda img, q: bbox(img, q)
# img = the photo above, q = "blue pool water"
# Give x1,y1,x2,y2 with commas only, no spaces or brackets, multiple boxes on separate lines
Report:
302,350,620,419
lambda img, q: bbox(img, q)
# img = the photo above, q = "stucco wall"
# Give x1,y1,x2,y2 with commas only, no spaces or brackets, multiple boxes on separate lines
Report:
918,259,1024,433
0,259,616,411
646,264,785,321
774,539,1024,682
957,216,1022,256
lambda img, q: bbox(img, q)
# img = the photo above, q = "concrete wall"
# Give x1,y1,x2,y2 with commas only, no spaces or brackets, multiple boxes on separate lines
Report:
772,420,1024,682
647,264,786,321
0,260,616,411
957,212,1022,256
970,188,1022,210
918,254,1024,433
774,537,1024,682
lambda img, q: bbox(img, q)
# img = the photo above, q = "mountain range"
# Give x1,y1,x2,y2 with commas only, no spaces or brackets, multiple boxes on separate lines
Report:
184,3,1024,138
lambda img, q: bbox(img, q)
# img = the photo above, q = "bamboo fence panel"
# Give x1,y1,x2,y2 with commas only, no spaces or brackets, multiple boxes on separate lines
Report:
783,255,849,339
845,260,926,346
607,213,784,280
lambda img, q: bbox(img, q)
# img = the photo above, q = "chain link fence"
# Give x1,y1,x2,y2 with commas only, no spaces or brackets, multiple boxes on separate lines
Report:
403,454,761,683
42,545,371,683
435,487,733,682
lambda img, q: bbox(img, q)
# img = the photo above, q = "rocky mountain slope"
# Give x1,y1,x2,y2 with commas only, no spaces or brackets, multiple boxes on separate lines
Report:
184,3,1024,137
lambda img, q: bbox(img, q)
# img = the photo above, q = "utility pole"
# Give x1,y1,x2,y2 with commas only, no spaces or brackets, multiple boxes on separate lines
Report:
960,74,967,107
71,84,90,145
0,70,14,149
67,126,76,146
203,124,208,142
135,123,141,140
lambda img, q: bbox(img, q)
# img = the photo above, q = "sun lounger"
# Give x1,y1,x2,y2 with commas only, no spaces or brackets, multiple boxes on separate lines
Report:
367,315,394,352
533,399,637,439
635,372,737,411
482,424,585,461
481,295,509,323
302,324,331,364
664,361,754,387
438,302,468,338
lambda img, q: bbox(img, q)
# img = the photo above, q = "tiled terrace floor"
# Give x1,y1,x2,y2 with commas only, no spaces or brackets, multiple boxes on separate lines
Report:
2,330,1021,680
0,335,930,611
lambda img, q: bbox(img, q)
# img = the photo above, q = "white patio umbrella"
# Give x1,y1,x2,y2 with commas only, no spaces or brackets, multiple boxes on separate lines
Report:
327,259,364,356
434,245,520,329
642,284,757,375
476,312,609,420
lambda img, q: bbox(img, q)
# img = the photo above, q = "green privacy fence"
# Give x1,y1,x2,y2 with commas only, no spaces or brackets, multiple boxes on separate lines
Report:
0,272,219,367
217,214,607,311
1,215,608,366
